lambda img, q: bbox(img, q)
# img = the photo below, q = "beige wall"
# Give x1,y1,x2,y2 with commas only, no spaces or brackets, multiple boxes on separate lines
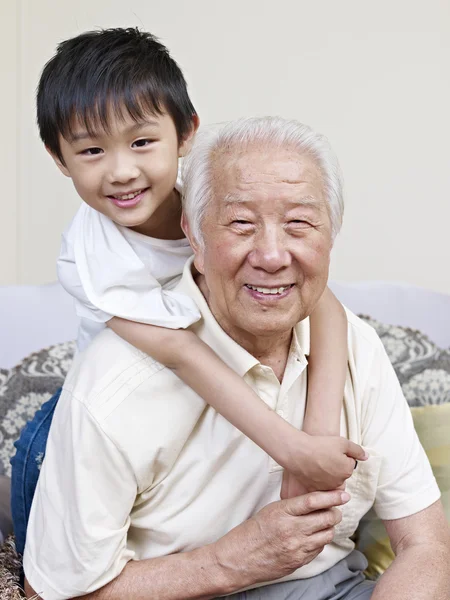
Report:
1,1,19,283
2,0,449,293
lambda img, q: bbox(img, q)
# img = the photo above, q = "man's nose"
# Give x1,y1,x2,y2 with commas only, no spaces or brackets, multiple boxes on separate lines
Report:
106,153,140,184
247,226,291,272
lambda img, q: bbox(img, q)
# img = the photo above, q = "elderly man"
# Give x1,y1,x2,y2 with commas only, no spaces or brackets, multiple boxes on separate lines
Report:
24,117,450,599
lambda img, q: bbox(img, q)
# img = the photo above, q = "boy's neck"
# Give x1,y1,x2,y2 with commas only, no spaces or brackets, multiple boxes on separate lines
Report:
130,188,184,240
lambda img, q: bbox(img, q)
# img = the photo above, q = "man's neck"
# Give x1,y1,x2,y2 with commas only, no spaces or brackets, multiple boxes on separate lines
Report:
228,328,293,382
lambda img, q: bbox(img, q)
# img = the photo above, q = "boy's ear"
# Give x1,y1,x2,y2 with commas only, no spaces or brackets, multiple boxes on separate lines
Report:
46,147,71,178
178,115,200,158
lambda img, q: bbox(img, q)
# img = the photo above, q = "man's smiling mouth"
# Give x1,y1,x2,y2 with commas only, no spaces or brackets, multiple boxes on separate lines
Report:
245,284,294,295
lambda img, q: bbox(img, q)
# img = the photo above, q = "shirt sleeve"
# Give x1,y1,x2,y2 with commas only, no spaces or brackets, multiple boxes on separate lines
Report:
58,204,200,330
361,337,441,521
23,389,137,600
57,212,114,324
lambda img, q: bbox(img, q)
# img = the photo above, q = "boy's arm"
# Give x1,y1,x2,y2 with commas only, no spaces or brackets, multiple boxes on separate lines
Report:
108,318,365,491
281,288,349,498
303,287,348,436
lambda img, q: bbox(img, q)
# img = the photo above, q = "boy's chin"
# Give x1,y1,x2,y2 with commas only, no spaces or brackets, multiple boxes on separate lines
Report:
105,204,155,228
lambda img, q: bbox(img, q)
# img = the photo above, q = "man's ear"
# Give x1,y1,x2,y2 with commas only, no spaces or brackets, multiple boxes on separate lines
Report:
178,115,200,158
46,147,71,178
181,212,205,274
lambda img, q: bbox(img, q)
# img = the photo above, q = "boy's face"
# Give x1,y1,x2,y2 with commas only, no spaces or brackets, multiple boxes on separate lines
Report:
52,110,197,237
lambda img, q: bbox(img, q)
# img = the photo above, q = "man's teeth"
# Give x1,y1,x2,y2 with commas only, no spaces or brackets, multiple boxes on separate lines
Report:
112,189,143,200
247,284,290,295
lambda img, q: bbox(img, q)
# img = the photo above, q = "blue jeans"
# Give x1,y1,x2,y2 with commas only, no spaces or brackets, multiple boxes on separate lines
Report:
10,388,61,556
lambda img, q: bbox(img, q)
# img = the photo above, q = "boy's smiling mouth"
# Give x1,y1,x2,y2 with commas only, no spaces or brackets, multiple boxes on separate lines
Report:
107,187,149,208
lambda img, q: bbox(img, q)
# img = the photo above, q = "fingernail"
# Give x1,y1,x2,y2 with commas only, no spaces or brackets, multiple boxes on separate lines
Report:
341,492,350,503
364,451,369,460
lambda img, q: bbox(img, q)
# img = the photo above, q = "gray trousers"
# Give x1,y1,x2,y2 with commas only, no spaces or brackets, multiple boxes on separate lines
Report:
224,551,375,599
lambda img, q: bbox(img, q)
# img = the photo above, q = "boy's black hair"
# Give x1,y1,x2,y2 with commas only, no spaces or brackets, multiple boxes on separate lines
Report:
37,27,197,162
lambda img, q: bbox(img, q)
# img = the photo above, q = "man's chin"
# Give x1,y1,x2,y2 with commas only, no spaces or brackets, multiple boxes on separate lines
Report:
239,319,296,340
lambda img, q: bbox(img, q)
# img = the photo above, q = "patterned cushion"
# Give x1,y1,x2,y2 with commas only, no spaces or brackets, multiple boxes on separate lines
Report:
0,342,75,476
356,316,450,579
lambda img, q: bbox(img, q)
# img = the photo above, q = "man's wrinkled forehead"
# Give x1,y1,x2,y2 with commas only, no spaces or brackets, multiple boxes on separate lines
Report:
210,143,326,207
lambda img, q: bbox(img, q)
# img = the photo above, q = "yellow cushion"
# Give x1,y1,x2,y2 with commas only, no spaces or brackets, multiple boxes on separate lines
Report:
357,403,450,578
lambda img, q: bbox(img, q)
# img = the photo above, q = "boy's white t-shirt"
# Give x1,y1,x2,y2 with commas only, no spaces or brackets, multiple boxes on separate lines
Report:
57,201,199,351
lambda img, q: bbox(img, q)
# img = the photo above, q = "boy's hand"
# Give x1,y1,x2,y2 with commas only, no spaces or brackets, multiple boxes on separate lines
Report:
281,435,368,497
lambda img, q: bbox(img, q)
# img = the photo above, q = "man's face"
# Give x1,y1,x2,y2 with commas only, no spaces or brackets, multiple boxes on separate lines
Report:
53,109,196,237
191,146,333,346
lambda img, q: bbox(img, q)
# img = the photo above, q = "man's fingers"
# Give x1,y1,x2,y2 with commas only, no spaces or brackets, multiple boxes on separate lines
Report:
345,441,368,461
303,507,343,533
306,526,337,551
284,490,350,517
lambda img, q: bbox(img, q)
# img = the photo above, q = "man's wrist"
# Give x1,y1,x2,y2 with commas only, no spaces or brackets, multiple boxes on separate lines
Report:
204,540,246,596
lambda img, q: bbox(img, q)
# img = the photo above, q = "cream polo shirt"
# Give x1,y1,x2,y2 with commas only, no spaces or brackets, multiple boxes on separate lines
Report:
24,259,440,600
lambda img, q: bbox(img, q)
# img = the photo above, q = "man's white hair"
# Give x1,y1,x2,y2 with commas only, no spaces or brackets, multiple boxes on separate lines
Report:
182,116,344,246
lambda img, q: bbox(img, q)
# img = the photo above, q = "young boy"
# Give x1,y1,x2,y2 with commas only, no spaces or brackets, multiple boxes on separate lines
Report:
11,27,366,556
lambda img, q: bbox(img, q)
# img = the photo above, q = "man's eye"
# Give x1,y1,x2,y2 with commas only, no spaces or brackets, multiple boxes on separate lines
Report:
80,147,103,156
289,220,310,226
132,139,155,148
231,220,254,227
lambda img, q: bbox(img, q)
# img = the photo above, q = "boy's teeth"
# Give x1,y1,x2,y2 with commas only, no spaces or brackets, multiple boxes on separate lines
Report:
113,189,143,200
247,285,290,295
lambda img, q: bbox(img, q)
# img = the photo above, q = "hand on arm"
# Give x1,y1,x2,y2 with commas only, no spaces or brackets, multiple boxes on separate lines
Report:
25,490,350,600
108,318,366,493
372,500,450,600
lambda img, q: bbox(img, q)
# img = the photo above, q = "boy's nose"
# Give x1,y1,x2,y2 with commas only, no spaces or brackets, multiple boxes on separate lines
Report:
107,157,140,184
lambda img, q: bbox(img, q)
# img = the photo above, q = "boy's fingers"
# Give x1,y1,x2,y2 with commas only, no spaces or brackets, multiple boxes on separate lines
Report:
285,490,350,517
345,441,368,461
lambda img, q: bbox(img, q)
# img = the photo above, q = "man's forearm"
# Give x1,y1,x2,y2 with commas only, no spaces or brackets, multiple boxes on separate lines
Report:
26,544,235,600
371,542,450,600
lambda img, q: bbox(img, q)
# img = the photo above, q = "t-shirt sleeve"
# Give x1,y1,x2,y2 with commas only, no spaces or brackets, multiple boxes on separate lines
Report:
361,337,441,521
57,219,113,324
23,390,137,600
58,204,200,330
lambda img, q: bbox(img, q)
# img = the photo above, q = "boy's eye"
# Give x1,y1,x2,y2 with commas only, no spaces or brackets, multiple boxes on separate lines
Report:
132,138,154,148
80,147,103,156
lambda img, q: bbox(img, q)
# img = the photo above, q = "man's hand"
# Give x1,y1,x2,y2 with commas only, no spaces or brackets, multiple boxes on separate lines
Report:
213,490,350,590
280,435,368,498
